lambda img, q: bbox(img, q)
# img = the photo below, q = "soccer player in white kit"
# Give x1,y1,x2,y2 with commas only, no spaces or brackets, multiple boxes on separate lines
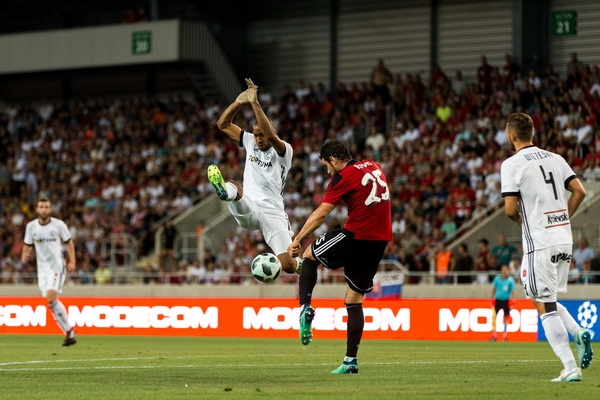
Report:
208,79,301,275
501,112,592,382
22,196,77,346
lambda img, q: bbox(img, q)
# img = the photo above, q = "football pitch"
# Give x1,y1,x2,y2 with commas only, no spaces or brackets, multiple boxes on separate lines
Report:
0,335,594,399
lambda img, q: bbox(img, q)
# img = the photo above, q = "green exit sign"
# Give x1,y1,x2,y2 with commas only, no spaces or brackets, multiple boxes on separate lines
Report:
132,31,152,55
551,10,577,36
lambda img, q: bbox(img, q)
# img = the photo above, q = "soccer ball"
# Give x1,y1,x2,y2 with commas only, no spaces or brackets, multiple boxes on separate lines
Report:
577,301,598,330
251,253,282,283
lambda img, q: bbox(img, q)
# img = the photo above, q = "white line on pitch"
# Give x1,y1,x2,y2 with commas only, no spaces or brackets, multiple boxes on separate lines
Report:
0,353,292,366
0,359,557,372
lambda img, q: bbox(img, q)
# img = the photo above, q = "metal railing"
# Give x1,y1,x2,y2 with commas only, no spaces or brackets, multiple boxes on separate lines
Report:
100,233,138,283
174,232,212,264
3,269,598,286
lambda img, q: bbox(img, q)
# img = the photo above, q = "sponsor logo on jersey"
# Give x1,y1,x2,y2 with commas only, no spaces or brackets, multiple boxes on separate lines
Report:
545,210,569,228
34,238,59,243
248,154,273,169
550,252,572,263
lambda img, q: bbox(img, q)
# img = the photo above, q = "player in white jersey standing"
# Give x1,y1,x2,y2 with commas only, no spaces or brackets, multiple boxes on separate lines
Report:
207,78,301,275
501,112,592,382
22,196,77,346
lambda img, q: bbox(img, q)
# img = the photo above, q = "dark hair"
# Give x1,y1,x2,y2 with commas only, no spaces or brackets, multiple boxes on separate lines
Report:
506,112,534,142
38,195,50,203
319,139,351,163
479,238,488,246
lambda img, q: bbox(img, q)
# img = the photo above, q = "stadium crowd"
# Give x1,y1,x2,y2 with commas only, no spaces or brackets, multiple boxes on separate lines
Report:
0,53,599,286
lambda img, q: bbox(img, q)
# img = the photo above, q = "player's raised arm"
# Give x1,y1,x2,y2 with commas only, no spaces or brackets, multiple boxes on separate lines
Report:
216,90,249,142
246,78,287,156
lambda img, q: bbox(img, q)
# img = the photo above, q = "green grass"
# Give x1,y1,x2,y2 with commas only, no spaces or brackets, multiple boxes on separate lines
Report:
0,335,595,399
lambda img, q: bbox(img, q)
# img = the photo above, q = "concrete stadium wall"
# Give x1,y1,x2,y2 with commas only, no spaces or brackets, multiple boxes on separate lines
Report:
2,284,598,300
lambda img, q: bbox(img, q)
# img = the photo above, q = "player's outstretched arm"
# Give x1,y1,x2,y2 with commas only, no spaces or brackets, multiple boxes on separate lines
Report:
288,202,336,256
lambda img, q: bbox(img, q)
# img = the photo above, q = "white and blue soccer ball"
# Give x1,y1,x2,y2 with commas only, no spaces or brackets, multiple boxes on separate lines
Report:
577,301,598,330
251,253,282,283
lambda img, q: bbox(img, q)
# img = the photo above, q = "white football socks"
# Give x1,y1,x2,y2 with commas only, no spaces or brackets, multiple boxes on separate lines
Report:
49,300,72,334
541,311,577,371
557,302,580,338
224,182,237,201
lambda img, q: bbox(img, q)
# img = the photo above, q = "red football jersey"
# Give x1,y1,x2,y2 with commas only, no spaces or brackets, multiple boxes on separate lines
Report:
322,159,392,241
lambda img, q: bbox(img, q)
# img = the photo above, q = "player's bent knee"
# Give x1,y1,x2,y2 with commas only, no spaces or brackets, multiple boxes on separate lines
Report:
544,302,557,313
45,293,58,303
278,255,296,274
302,247,314,260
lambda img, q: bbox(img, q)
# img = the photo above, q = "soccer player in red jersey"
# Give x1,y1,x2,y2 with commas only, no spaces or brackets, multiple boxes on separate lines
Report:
288,139,392,374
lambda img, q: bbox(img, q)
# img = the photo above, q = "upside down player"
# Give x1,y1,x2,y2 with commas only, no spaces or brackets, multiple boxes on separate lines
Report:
288,139,392,374
501,112,593,382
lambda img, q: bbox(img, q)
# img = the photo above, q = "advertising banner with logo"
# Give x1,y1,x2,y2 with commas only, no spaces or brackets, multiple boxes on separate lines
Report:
0,297,539,341
366,270,404,299
537,300,599,341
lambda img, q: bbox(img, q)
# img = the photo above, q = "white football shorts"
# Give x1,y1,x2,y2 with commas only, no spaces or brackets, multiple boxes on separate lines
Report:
520,244,571,302
38,268,66,297
228,196,293,256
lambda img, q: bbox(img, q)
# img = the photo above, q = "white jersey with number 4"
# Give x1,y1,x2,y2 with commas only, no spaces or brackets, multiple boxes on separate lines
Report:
501,145,576,253
240,130,292,211
24,217,72,274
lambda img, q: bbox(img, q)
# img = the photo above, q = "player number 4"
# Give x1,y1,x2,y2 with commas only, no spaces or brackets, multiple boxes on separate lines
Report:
361,170,390,206
539,165,558,200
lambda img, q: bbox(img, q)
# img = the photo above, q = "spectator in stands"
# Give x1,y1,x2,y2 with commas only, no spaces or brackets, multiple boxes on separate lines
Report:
568,258,581,284
490,234,519,267
475,238,490,284
528,69,542,91
573,237,595,272
94,259,113,285
566,52,584,87
433,241,453,284
439,212,457,239
477,55,494,90
453,242,475,284
364,126,386,161
396,247,421,284
502,53,520,84
370,59,393,105
579,259,596,284
402,224,424,257
451,70,466,96
160,220,178,271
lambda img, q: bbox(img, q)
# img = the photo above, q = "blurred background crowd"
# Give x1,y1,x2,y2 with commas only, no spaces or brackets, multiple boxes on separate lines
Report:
1,52,599,286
